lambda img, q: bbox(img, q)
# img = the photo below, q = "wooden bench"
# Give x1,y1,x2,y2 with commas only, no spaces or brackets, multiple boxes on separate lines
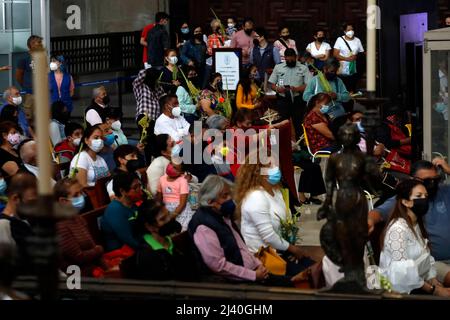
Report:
80,205,108,246
83,176,111,209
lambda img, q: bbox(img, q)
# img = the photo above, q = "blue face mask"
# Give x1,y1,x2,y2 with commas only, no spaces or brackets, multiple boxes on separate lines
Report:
181,28,190,34
71,195,86,211
0,179,7,195
267,166,282,185
104,133,116,146
220,199,236,218
320,105,330,114
356,121,365,133
435,102,447,113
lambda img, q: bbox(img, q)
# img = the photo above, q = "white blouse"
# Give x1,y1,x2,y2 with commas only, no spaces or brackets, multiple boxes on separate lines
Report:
306,41,331,58
380,218,437,294
240,189,290,254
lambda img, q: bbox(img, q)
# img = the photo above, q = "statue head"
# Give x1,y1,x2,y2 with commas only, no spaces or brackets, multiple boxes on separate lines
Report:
337,123,360,148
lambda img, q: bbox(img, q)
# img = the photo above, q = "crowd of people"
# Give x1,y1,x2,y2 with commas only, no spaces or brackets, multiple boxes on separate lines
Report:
0,11,449,298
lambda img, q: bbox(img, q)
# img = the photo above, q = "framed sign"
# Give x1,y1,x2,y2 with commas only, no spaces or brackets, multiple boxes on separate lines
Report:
213,48,242,91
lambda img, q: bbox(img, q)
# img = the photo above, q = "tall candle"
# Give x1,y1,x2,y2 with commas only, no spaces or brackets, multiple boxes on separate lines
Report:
32,48,52,195
366,0,377,92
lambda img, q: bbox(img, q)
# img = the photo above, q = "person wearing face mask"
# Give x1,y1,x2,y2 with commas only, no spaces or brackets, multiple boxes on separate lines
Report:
48,55,75,114
269,48,312,139
249,27,281,82
0,105,20,126
199,72,227,117
18,140,56,187
188,175,270,283
85,86,112,127
174,65,201,125
274,26,298,63
306,29,331,70
236,65,261,110
54,122,84,164
121,199,197,281
156,162,194,232
369,160,450,287
105,108,128,147
0,122,24,178
0,173,36,275
146,134,174,196
235,155,315,277
206,19,226,57
176,22,191,49
231,18,256,67
154,94,190,143
54,178,105,276
379,179,450,296
226,17,237,37
107,145,143,199
0,173,7,213
333,23,365,93
101,173,143,252
303,58,350,126
159,49,182,95
146,12,170,70
1,86,31,137
49,101,70,147
180,26,207,77
69,125,110,188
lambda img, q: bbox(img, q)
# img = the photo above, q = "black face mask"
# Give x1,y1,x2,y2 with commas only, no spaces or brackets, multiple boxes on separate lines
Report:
281,36,290,41
286,60,296,68
102,95,110,105
317,37,325,43
159,219,182,237
411,198,429,217
194,33,203,41
126,159,141,173
220,199,236,218
325,72,337,81
244,29,253,36
253,39,260,47
422,178,441,199
216,81,223,91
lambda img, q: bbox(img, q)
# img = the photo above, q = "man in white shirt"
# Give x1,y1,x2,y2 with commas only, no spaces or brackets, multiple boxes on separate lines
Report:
154,94,190,143
85,86,111,126
333,23,365,92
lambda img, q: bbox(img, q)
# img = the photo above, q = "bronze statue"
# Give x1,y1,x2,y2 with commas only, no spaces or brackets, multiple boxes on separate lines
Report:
317,123,380,293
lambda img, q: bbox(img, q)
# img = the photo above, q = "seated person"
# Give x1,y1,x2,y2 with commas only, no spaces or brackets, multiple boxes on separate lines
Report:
379,179,450,297
85,86,111,127
70,125,110,188
105,107,128,147
18,139,56,187
120,199,196,281
349,110,385,157
55,178,105,276
154,94,190,143
236,65,261,110
54,122,84,164
235,154,315,276
176,65,200,125
0,173,6,212
303,93,339,154
98,121,117,171
303,58,350,122
157,162,194,232
107,145,142,199
101,172,143,252
146,134,174,196
49,101,69,147
0,121,24,178
188,175,269,283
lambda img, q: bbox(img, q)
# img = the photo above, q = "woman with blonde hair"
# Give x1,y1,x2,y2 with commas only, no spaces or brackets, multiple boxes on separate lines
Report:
234,153,315,276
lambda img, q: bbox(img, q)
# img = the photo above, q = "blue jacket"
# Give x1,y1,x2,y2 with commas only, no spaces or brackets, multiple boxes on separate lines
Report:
49,72,73,112
0,103,30,137
250,43,281,81
180,39,207,67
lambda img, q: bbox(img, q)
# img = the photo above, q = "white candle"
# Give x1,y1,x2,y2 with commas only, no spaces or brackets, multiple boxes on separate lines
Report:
32,48,52,195
366,0,377,92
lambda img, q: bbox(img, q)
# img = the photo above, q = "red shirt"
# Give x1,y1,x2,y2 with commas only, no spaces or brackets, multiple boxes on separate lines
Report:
304,111,333,154
54,139,76,163
141,23,155,63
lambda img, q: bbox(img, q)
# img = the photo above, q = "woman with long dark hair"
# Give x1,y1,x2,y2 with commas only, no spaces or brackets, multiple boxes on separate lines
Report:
198,72,226,118
236,65,260,110
380,179,450,296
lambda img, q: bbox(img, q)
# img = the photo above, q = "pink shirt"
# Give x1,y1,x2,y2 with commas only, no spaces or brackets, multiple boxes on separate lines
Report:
274,39,298,62
193,218,262,281
231,30,254,65
157,174,189,204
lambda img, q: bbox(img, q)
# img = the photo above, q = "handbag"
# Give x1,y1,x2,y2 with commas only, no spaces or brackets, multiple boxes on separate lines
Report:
338,36,357,75
255,246,287,276
383,149,411,175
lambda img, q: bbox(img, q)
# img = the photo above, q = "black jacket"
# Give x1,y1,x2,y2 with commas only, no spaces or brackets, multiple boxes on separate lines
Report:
147,24,170,67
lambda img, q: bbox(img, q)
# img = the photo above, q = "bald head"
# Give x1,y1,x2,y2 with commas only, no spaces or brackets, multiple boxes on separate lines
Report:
19,140,37,166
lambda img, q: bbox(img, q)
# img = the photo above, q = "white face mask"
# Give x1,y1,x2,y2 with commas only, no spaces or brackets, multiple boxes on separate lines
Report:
111,120,122,131
49,62,59,71
171,106,182,118
227,23,235,28
89,139,104,153
169,56,178,65
12,96,22,106
72,137,81,147
345,30,355,38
